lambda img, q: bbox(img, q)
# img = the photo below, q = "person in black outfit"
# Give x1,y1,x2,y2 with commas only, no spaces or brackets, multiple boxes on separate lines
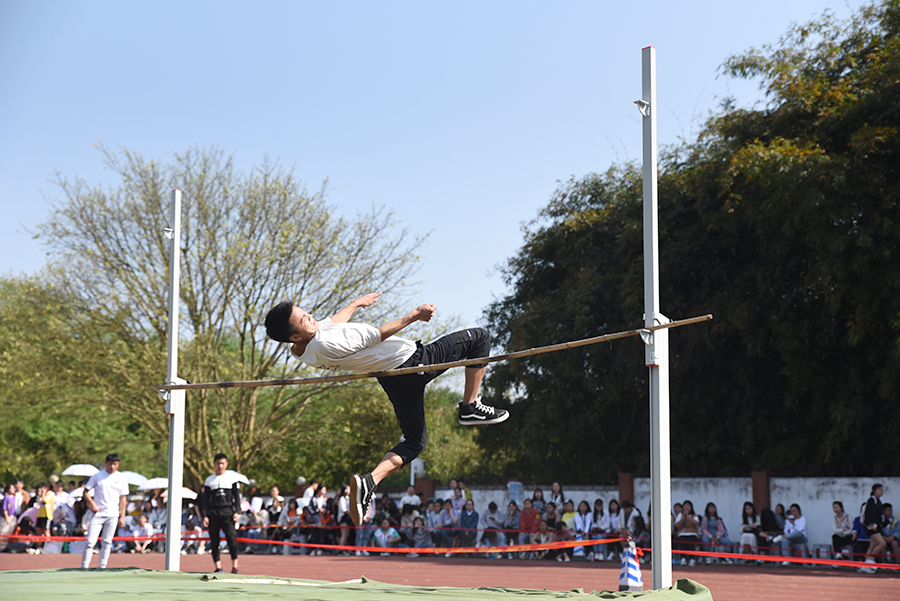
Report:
199,453,242,574
862,483,887,572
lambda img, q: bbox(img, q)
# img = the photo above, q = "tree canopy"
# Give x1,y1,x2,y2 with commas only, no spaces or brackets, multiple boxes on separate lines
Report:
477,0,900,483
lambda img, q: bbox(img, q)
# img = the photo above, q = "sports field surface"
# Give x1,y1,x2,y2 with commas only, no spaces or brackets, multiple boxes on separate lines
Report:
2,553,897,600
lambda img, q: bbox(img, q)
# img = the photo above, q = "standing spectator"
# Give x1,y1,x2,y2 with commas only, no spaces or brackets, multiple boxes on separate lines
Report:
335,484,354,553
34,483,55,537
81,453,129,569
0,484,16,552
548,482,566,508
739,501,761,561
300,479,318,504
402,516,433,557
14,480,31,516
450,488,465,520
503,501,521,559
881,503,899,563
372,518,402,555
399,486,420,510
700,502,733,564
531,489,546,516
674,499,701,567
199,453,242,574
458,499,479,553
831,501,853,560
457,479,473,502
773,503,808,564
861,483,887,572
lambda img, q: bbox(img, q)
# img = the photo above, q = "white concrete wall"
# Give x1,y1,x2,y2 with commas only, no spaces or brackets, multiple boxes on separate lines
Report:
431,477,900,549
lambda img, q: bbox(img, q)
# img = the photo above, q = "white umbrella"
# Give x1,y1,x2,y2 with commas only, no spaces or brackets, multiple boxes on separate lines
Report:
226,470,250,485
161,487,198,501
119,471,149,487
61,464,99,477
137,477,169,491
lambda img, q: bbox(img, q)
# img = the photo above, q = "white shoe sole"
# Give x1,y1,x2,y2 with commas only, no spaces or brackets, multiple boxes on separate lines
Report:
349,474,363,527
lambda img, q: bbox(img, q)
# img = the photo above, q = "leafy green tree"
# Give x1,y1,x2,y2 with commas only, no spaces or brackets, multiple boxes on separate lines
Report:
17,145,426,487
478,0,900,482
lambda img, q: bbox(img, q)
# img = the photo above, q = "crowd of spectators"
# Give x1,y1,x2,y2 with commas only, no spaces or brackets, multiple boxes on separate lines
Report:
2,475,897,573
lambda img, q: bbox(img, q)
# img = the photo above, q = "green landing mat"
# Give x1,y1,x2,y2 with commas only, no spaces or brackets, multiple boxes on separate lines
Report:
1,568,713,600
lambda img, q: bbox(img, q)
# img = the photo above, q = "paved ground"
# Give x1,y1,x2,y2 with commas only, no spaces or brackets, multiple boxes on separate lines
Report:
2,552,897,600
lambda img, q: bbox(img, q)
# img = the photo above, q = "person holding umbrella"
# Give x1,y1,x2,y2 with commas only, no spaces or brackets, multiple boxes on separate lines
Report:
81,453,129,569
199,453,242,574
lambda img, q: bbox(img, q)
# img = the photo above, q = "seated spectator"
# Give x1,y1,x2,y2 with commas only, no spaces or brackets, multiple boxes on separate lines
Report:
605,499,621,560
398,486,420,511
531,519,554,560
51,493,76,538
773,503,808,564
590,499,608,561
503,501,521,559
458,499,479,553
632,515,651,552
426,500,441,546
240,500,266,554
572,500,593,560
739,501,761,560
774,504,786,531
551,522,574,562
129,513,155,553
480,501,507,546
531,489,547,516
674,499,701,567
831,501,853,560
438,499,458,550
9,516,36,554
759,507,782,551
276,499,305,553
381,493,401,525
400,503,420,530
480,528,504,559
881,503,899,563
671,502,682,536
372,519,402,556
402,516,433,557
543,502,561,530
560,500,576,529
700,502,733,564
619,500,641,538
519,498,541,558
450,488,465,521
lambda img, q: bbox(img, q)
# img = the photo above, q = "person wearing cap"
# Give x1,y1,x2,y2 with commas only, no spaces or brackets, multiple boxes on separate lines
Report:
199,453,242,574
81,453,129,569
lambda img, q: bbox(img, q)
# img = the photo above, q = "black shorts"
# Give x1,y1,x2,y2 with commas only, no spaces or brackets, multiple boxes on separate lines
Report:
377,328,490,465
35,517,49,529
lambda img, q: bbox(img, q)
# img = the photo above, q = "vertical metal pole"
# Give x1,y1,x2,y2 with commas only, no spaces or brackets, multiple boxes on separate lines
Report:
640,46,673,589
164,189,185,571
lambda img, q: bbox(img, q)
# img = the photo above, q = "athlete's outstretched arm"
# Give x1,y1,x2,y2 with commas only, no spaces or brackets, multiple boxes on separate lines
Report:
331,292,382,324
378,304,435,341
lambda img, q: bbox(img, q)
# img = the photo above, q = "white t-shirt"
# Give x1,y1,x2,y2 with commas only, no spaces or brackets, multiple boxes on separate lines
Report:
203,472,243,491
399,493,421,509
298,318,416,372
84,470,130,518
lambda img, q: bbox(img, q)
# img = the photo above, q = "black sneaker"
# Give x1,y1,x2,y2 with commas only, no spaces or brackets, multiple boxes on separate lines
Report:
349,472,377,527
458,397,509,425
231,568,238,575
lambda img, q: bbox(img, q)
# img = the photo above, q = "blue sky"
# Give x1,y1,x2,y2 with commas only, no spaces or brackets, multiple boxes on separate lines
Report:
0,0,867,328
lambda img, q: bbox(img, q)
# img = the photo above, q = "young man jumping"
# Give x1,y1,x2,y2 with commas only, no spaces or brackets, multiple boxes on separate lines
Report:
264,292,508,526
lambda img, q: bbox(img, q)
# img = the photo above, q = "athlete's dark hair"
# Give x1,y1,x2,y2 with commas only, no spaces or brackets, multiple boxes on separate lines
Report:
214,453,227,461
106,453,121,463
872,483,883,495
265,301,297,343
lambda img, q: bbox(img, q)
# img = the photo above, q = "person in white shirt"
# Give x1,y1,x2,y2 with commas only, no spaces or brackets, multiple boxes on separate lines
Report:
130,513,155,553
199,453,242,574
773,503,808,563
265,293,509,528
81,453,130,569
398,486,421,511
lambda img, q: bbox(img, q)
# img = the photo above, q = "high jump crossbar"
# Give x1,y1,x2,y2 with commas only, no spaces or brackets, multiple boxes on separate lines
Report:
156,313,712,392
